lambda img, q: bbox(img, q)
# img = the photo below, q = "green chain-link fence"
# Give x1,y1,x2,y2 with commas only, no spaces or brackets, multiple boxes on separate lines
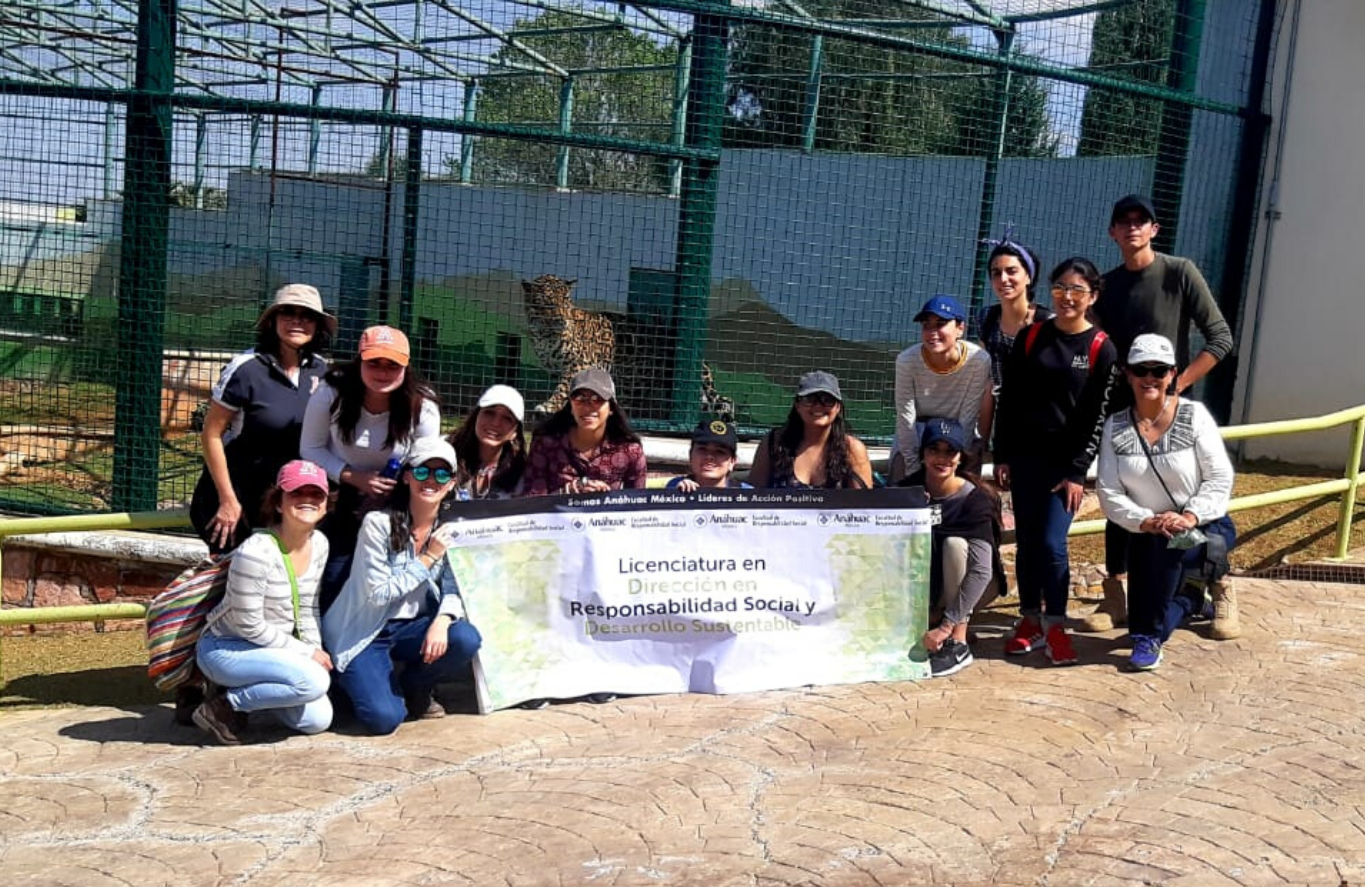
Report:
0,0,1271,514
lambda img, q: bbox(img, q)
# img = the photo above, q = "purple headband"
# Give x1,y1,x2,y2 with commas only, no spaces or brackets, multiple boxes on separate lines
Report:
982,224,1036,281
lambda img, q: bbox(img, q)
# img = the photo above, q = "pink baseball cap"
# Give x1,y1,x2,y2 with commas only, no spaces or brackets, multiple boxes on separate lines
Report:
277,460,329,493
358,325,411,367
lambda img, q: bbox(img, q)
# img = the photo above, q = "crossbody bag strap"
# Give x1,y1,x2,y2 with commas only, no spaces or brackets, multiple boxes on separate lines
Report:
1130,408,1185,513
265,530,302,639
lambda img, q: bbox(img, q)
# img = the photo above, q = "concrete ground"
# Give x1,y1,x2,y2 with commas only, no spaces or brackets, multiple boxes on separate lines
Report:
2,576,1363,886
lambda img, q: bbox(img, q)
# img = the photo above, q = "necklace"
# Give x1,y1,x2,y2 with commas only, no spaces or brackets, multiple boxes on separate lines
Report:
1134,397,1172,431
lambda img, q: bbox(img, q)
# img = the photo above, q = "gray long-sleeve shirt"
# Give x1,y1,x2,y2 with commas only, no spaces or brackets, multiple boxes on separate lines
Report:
1097,252,1234,365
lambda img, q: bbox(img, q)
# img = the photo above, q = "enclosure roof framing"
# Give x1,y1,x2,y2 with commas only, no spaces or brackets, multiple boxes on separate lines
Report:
0,1,1220,111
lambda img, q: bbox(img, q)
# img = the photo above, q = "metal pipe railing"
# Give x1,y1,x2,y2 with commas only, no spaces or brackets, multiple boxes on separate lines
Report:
2,404,1364,684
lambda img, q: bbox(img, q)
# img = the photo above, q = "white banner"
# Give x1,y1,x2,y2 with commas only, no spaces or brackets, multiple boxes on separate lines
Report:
444,489,932,712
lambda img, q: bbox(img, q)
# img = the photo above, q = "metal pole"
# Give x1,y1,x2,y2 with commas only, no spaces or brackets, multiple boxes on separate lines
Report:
113,0,176,512
1150,0,1206,253
308,84,322,174
969,26,1014,329
670,1,729,424
103,103,117,199
193,112,207,208
399,127,422,335
669,38,692,198
1334,416,1365,560
459,79,478,184
1206,0,1277,424
801,34,824,154
556,78,575,191
249,113,261,170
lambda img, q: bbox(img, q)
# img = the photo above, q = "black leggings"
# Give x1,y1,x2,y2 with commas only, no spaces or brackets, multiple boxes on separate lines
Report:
1105,519,1130,576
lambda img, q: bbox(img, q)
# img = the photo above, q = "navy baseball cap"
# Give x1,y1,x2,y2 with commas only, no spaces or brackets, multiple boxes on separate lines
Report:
914,295,966,323
691,419,738,455
1110,194,1157,225
920,418,967,454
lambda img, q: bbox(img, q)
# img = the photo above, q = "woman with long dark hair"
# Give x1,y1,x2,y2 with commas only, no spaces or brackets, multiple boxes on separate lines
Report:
322,438,482,734
523,368,646,495
748,371,872,490
300,325,441,605
994,257,1118,666
444,384,528,502
191,284,334,555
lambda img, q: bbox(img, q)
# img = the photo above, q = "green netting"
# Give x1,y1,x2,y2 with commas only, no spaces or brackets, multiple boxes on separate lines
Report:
0,0,1267,514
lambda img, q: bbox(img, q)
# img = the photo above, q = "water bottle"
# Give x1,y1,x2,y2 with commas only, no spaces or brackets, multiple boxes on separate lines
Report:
380,457,403,480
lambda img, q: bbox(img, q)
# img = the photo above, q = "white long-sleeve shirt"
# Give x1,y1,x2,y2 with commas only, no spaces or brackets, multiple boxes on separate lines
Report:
893,341,992,474
299,382,441,482
205,530,328,655
1097,399,1233,533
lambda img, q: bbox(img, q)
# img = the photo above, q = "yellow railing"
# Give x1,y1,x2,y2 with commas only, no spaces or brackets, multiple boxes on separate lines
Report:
1069,404,1365,560
0,510,190,685
2,404,1363,684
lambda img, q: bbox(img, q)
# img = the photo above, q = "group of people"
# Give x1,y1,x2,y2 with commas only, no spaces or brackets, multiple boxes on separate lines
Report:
182,191,1241,744
892,194,1238,678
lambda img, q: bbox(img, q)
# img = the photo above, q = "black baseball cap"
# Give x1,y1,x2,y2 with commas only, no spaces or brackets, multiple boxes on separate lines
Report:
1110,194,1157,225
691,419,738,455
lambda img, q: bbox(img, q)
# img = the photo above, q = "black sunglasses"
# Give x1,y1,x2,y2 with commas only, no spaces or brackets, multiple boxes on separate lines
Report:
409,465,454,484
1129,364,1173,378
797,392,839,407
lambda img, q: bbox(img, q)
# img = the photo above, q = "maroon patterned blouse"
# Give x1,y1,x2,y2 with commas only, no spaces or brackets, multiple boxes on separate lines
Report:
523,433,648,495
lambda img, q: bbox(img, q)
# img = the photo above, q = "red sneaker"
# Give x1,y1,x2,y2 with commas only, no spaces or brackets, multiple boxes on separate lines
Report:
1045,624,1078,666
1005,616,1044,656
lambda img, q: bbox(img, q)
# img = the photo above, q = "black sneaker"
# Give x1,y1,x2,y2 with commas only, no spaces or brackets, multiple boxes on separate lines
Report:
928,640,974,678
584,693,617,704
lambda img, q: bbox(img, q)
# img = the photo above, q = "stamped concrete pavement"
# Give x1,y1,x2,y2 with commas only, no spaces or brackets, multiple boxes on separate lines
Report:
2,577,1363,886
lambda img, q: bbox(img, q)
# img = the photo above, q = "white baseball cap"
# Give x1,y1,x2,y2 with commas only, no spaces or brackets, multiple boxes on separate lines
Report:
477,384,525,423
1127,334,1177,367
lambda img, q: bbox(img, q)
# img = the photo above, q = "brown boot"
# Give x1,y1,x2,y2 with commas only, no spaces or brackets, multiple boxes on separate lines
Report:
1081,576,1128,632
1210,576,1242,640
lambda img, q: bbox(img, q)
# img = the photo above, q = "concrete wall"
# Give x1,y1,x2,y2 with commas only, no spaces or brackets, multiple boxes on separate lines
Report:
1235,0,1365,467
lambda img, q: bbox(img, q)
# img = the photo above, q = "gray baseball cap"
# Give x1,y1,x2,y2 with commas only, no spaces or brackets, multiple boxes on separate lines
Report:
795,370,842,401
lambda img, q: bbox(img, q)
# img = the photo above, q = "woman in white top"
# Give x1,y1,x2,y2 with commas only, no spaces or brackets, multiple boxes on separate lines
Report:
892,295,994,480
1097,334,1238,672
192,460,334,745
300,325,441,608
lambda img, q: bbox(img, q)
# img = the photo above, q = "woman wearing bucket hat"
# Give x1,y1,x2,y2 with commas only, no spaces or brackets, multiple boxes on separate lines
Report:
323,438,482,733
1097,333,1238,671
300,325,441,608
443,384,529,503
748,371,872,489
523,368,647,496
191,284,336,556
191,460,335,745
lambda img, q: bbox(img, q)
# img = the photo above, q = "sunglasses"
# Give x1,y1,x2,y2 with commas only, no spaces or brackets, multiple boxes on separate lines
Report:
1129,364,1173,378
409,465,454,484
570,391,607,406
797,393,839,407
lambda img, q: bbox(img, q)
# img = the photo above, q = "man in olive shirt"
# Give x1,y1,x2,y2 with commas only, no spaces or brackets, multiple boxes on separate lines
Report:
1086,194,1238,638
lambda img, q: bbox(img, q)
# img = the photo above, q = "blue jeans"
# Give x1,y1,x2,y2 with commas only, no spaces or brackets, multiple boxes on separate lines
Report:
196,632,333,734
1009,457,1076,623
1127,515,1237,642
335,616,482,735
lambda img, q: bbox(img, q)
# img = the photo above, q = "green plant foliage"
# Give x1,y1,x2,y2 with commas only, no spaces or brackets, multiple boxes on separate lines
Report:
449,9,679,192
724,3,1057,158
1077,0,1175,156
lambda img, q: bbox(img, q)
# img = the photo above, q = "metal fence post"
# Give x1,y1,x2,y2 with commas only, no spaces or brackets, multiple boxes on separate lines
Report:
113,0,176,512
556,78,575,191
1334,414,1365,560
1151,0,1206,252
670,1,728,425
460,79,478,184
399,127,423,335
969,25,1015,328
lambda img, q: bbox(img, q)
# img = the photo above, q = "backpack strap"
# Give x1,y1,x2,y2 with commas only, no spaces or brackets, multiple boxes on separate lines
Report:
1023,321,1044,358
1087,330,1109,377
